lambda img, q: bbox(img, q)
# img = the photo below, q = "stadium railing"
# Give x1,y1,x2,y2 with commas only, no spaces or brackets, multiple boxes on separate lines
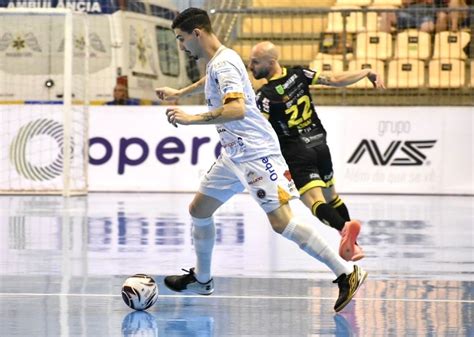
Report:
209,4,474,106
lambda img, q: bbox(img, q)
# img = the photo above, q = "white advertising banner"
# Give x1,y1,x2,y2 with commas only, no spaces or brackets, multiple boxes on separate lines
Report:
318,106,473,195
2,105,472,194
89,106,222,192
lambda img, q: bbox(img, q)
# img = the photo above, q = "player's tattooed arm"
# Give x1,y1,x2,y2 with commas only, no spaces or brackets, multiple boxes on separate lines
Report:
198,110,219,121
315,74,332,86
195,98,245,124
166,98,245,127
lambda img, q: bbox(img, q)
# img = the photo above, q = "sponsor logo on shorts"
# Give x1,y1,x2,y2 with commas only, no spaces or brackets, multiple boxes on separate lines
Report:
257,189,266,199
309,173,321,180
261,157,278,181
248,176,263,185
323,173,333,181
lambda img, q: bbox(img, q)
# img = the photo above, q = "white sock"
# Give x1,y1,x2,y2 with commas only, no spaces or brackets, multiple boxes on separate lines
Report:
281,217,353,277
192,216,215,283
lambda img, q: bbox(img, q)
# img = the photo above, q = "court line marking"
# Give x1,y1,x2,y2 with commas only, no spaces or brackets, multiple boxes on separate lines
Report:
0,293,472,304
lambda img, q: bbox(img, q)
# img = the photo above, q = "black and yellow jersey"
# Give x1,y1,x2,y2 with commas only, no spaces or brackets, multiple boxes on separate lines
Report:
255,67,326,146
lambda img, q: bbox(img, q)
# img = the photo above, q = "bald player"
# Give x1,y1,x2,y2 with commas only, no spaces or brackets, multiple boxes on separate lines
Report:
249,41,385,262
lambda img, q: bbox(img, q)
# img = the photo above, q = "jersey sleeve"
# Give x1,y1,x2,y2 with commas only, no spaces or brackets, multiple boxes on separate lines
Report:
301,67,321,86
212,60,245,104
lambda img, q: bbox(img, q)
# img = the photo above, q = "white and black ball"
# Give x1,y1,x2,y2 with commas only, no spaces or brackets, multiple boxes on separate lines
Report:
121,274,158,311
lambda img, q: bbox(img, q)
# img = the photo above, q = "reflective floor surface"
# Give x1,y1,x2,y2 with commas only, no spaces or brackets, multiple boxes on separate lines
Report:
0,193,473,336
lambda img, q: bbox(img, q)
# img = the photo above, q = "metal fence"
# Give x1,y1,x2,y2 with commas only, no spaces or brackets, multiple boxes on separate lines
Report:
205,2,473,106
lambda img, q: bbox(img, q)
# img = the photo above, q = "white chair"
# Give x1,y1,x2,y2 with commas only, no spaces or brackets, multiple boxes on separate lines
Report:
432,31,470,60
356,32,393,60
314,52,354,61
309,58,345,73
335,0,372,6
326,6,365,33
387,59,425,88
395,29,431,60
348,58,386,88
371,0,402,6
471,60,474,88
309,59,344,88
428,58,465,88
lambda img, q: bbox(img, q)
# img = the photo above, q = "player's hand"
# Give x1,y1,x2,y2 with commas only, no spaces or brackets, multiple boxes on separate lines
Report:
165,107,194,127
367,72,385,89
155,87,181,101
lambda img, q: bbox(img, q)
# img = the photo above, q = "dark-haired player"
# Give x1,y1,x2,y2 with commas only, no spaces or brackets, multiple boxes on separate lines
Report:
156,8,367,312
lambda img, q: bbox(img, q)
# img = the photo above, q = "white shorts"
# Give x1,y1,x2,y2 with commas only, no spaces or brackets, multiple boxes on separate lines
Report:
199,154,299,213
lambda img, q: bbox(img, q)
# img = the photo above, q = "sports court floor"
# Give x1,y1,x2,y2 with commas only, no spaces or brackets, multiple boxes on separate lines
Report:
0,192,472,336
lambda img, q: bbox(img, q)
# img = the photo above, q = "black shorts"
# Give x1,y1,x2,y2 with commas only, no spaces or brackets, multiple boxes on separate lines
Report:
280,139,335,194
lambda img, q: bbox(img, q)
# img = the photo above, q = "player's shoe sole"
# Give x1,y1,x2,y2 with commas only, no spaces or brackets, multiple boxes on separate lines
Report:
351,243,365,262
339,220,364,261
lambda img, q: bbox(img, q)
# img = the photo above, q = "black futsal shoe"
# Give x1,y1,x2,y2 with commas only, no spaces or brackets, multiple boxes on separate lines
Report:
333,265,368,312
164,268,214,295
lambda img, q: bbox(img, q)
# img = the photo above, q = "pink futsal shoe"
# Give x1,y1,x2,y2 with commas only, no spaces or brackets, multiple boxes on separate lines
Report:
339,220,365,261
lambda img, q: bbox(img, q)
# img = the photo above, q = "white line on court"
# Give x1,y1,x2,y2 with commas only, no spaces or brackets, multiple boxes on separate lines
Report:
0,293,472,304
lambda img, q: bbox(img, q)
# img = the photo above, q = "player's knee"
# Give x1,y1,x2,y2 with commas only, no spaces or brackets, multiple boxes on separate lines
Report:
188,202,201,218
267,205,293,234
188,201,214,218
269,219,286,234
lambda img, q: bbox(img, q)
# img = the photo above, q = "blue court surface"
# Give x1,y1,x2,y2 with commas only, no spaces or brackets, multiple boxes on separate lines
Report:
0,193,473,336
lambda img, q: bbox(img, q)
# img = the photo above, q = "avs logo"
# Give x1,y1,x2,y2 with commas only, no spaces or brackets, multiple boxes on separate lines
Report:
347,139,436,166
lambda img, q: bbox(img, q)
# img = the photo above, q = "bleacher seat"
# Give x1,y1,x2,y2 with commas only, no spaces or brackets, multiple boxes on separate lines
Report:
252,0,334,7
326,6,365,33
365,5,398,32
356,32,392,60
348,58,385,88
428,59,465,88
432,31,470,60
395,29,431,60
387,59,425,88
314,52,354,61
335,0,372,6
232,42,318,65
232,43,253,62
309,59,344,73
371,0,402,6
309,59,344,88
471,60,474,88
240,16,326,38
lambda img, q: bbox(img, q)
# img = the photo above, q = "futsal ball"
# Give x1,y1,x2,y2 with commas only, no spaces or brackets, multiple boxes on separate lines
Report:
121,274,159,311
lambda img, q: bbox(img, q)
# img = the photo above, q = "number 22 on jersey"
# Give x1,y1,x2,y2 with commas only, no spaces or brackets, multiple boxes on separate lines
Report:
285,95,312,128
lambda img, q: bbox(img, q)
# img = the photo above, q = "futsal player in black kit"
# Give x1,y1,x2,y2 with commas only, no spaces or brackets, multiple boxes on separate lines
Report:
250,41,385,261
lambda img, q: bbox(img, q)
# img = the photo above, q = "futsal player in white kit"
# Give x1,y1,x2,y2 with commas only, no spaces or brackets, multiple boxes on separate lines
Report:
155,7,367,312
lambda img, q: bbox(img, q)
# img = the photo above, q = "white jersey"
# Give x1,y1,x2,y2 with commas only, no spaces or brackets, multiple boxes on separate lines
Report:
205,46,281,162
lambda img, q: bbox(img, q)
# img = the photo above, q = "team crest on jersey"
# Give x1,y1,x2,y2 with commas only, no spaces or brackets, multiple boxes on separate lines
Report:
275,84,285,95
